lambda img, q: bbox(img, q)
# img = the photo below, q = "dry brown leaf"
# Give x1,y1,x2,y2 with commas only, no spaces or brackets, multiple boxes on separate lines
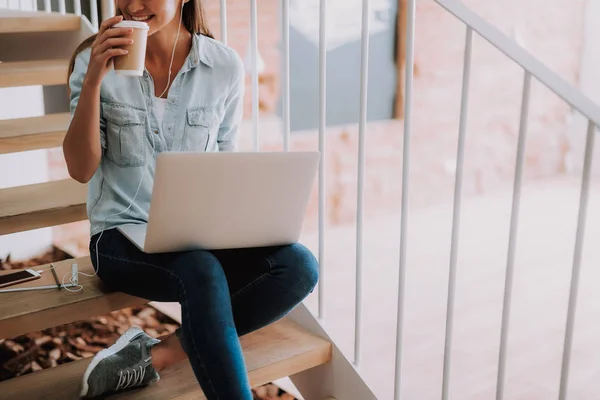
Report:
144,316,161,328
129,316,144,327
35,336,52,346
31,361,42,372
145,329,159,338
163,324,179,333
65,352,81,361
18,362,32,376
49,348,61,360
137,307,156,319
4,340,24,353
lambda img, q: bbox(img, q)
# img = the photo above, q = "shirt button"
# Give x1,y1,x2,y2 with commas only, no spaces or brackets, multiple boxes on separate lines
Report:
168,126,173,131
154,130,159,135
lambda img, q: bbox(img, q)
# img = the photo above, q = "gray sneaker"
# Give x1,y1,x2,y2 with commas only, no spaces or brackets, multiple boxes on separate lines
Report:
80,327,161,398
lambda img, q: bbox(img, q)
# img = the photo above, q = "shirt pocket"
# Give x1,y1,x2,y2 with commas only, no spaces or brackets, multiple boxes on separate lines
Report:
102,103,148,167
182,107,220,152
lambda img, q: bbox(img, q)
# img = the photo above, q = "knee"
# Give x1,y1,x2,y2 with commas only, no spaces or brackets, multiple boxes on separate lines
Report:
174,250,225,284
278,243,319,294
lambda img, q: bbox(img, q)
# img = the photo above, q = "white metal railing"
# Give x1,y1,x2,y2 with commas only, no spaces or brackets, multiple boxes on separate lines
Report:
423,1,600,400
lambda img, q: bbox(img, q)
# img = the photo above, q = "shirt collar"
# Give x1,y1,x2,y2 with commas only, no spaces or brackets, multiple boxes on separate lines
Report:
189,34,213,69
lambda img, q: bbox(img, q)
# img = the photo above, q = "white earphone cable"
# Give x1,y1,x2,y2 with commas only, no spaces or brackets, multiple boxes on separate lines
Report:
64,4,184,292
158,0,184,99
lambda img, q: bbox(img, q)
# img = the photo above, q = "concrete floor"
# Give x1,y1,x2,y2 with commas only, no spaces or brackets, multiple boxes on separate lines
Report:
298,175,600,399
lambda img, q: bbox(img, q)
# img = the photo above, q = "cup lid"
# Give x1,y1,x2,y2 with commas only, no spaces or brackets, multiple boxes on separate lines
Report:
112,20,150,30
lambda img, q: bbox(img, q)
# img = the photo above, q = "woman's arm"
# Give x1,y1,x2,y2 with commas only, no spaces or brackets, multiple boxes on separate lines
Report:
63,16,132,183
218,56,245,152
63,61,104,183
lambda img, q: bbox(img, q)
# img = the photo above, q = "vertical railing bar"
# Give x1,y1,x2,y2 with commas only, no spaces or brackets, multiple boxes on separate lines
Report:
73,0,81,16
317,0,327,320
441,26,474,400
100,0,114,20
32,0,38,12
89,0,98,29
250,0,259,151
43,0,51,12
282,0,290,151
394,0,416,397
219,0,228,45
559,120,596,400
58,0,65,14
495,71,531,400
354,0,370,367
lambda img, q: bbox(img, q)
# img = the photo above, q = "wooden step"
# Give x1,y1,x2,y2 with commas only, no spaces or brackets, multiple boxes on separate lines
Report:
0,59,69,88
0,257,146,338
1,319,332,400
0,113,70,154
0,10,80,33
0,179,87,235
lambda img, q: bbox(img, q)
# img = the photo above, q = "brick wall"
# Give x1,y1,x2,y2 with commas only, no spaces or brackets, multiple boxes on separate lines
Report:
50,0,585,249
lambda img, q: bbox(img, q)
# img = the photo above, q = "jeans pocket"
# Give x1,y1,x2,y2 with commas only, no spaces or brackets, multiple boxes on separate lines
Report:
102,102,147,167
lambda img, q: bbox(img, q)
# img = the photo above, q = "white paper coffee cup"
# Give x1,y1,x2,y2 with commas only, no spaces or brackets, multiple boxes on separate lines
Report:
112,20,149,77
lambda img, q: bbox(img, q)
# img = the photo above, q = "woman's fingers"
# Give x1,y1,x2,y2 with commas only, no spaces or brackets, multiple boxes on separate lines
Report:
98,15,123,35
96,37,134,54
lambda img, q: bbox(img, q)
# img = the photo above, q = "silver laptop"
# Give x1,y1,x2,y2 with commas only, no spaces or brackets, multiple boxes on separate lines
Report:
118,151,320,253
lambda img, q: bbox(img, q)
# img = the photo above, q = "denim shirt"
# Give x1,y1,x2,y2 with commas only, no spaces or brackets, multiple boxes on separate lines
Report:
68,34,245,236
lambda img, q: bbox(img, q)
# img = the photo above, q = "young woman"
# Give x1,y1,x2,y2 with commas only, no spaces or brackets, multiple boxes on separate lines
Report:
64,0,319,398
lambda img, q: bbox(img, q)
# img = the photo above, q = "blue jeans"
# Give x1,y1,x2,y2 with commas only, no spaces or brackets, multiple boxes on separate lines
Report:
89,228,319,400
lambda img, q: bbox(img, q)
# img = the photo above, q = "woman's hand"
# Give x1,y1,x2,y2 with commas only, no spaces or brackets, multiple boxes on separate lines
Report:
84,15,133,87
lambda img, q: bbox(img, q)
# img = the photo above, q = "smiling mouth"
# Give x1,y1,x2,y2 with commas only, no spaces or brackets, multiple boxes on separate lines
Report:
128,15,154,22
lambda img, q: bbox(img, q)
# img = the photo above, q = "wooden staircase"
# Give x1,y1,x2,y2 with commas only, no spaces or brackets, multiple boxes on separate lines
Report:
0,9,333,399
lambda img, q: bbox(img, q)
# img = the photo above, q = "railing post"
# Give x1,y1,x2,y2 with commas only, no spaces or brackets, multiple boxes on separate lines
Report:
496,71,532,400
73,0,81,15
89,0,98,28
441,25,473,400
100,0,114,22
559,120,596,400
395,0,416,398
281,0,290,152
354,0,370,367
250,0,259,151
219,0,227,45
317,0,327,321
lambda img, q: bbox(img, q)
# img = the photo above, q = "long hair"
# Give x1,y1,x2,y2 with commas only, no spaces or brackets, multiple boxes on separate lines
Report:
67,0,213,80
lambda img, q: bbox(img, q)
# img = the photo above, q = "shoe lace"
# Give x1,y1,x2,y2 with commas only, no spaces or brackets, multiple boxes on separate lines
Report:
115,366,146,391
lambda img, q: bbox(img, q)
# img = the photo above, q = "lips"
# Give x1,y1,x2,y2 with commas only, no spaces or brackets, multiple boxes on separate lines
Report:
129,15,154,22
